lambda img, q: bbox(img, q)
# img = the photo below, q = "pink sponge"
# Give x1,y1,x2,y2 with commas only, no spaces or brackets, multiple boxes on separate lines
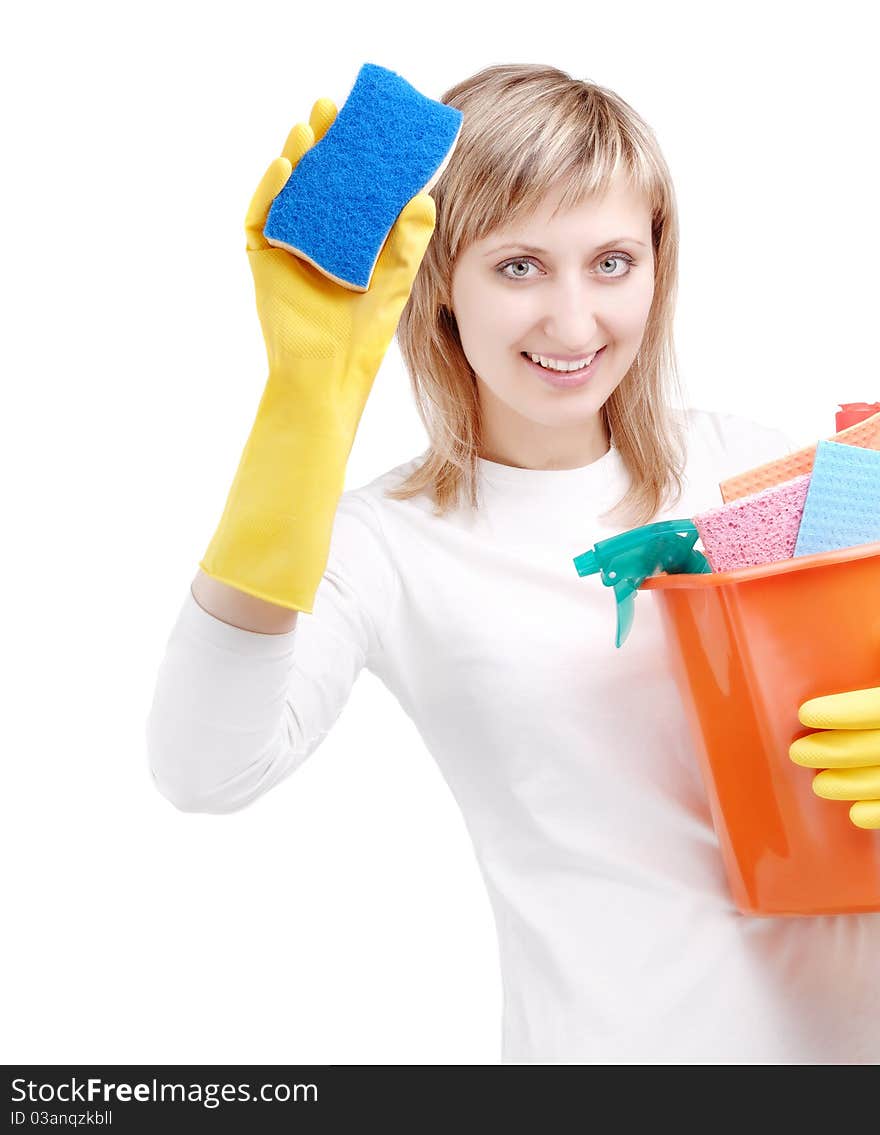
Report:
693,474,812,572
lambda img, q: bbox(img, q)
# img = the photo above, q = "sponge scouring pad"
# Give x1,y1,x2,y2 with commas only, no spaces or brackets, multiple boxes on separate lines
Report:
263,63,463,292
793,440,880,557
693,474,812,572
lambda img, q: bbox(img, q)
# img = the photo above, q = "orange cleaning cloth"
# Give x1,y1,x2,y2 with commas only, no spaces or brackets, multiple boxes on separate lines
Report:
719,409,880,503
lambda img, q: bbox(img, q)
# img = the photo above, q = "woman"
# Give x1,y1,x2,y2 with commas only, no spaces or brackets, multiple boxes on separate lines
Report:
147,64,880,1064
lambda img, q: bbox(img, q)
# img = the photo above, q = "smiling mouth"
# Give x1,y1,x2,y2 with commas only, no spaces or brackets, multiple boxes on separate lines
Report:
519,347,606,384
522,349,602,371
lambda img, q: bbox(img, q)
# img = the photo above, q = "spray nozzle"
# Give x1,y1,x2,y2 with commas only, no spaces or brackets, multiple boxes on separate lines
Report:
573,519,711,648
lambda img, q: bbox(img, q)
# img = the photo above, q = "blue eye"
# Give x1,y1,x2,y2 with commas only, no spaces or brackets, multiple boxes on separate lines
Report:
497,258,539,279
497,253,635,280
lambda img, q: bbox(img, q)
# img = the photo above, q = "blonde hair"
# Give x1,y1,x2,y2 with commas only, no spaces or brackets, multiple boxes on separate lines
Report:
386,63,689,526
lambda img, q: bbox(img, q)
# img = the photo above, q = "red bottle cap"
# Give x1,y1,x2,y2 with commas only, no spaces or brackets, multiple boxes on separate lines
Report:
835,402,880,432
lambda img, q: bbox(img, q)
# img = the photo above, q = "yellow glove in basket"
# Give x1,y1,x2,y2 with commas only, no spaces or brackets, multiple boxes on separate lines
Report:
200,98,436,613
790,685,880,830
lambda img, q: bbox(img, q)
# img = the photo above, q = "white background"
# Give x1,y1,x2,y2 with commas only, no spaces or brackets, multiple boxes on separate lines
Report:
3,0,877,1065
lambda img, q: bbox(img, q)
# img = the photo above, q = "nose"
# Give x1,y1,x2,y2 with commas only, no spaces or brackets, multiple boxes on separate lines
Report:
539,276,600,353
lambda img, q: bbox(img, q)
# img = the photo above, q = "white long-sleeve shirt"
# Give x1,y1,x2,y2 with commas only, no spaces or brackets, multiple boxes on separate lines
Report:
147,406,880,1064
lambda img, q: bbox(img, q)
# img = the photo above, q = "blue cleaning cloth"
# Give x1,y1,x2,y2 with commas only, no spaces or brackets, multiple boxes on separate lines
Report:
264,63,463,291
793,440,880,556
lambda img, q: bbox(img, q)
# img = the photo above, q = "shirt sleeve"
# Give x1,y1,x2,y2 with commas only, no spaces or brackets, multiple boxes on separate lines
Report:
768,425,800,455
145,489,398,814
689,406,802,471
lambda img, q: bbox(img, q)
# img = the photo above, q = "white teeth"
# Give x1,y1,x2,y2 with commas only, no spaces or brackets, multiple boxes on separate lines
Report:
527,350,597,372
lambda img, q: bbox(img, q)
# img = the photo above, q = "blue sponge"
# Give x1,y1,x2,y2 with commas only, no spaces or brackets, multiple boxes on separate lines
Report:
793,440,880,556
264,63,463,292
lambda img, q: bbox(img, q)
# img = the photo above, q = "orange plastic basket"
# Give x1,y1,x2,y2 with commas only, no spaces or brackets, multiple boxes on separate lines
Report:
641,541,880,916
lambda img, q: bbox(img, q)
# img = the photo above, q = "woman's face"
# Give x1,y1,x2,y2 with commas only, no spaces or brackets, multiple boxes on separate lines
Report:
449,173,655,468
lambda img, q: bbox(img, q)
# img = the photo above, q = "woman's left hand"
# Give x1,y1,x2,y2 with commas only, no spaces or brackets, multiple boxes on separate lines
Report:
789,685,880,829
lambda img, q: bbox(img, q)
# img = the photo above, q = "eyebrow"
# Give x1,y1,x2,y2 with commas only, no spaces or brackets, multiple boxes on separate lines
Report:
484,237,648,257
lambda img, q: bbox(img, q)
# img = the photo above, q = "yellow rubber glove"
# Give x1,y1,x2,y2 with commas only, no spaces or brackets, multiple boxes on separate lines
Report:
789,686,880,829
199,97,437,613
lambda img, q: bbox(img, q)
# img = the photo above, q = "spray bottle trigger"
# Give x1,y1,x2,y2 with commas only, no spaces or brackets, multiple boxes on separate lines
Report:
572,519,711,648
